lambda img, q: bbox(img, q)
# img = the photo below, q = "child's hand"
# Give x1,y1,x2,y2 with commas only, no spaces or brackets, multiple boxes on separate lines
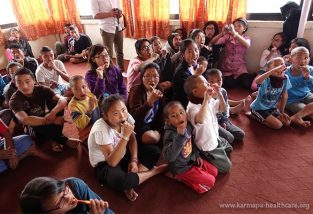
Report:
161,49,168,58
0,149,15,159
195,64,206,75
53,116,64,125
177,123,186,135
96,66,104,79
88,96,98,112
158,81,172,91
221,122,227,129
147,88,163,107
89,199,109,214
121,121,134,139
128,161,138,173
204,87,214,102
270,64,286,76
283,54,291,64
300,66,310,79
196,157,203,167
8,154,19,169
151,52,159,60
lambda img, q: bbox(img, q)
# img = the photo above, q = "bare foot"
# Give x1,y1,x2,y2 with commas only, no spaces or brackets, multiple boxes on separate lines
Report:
153,164,168,174
251,91,258,99
230,101,244,115
291,116,311,127
124,189,138,202
244,95,252,115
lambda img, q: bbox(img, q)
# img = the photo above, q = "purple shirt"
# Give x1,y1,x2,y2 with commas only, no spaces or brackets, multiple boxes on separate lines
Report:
215,34,250,78
85,64,127,100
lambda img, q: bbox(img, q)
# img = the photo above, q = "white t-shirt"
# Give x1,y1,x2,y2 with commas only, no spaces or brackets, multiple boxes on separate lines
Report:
35,60,66,85
186,99,220,152
88,114,135,167
90,0,121,33
259,49,282,70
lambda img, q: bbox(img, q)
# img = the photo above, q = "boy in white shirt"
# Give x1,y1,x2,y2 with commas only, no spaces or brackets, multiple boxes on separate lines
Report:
36,46,70,96
184,75,232,173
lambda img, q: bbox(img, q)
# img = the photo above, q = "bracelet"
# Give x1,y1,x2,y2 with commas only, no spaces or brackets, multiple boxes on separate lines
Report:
120,135,129,142
130,158,138,164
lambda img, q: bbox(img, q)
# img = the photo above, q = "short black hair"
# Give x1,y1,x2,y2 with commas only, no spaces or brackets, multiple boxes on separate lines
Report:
14,67,35,80
184,75,201,96
6,62,22,74
9,43,22,50
203,68,222,80
69,75,85,87
39,46,52,55
100,94,125,119
163,101,184,119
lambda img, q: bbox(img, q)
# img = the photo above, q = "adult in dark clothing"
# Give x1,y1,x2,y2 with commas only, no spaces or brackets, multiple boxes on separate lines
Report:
57,25,92,64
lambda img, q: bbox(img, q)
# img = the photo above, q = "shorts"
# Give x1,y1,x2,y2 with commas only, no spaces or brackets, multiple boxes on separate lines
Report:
251,108,281,123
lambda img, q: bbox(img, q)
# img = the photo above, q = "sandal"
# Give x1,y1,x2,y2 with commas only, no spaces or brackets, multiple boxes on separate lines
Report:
52,143,64,152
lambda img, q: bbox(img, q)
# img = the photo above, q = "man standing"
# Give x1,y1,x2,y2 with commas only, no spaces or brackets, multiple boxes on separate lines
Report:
91,0,125,72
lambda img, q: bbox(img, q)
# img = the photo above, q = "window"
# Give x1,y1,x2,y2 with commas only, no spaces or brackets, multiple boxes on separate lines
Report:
170,0,180,19
247,0,302,20
0,0,17,27
75,0,93,18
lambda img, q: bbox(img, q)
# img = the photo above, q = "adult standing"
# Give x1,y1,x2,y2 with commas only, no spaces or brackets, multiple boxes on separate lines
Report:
91,0,125,72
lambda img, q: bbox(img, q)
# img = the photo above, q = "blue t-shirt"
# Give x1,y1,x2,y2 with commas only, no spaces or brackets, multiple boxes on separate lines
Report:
250,75,291,110
285,66,313,104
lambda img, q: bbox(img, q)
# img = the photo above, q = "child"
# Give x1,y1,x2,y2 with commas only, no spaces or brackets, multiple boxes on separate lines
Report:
184,75,232,173
36,46,70,96
283,38,313,66
252,32,287,91
173,39,204,109
88,94,167,201
162,101,218,193
211,17,254,89
285,47,313,127
20,176,114,214
250,57,291,129
203,69,245,143
3,62,22,108
86,44,127,101
68,75,100,143
0,113,34,173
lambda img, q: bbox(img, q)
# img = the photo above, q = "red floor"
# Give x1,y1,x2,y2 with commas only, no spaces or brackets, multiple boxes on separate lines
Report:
0,62,312,213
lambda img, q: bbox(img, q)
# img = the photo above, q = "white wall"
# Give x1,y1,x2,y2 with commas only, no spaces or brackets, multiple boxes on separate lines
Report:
1,20,313,73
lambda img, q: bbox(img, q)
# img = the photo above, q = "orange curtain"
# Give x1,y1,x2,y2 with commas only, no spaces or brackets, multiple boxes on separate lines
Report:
121,0,134,38
0,27,5,46
180,0,246,35
10,0,56,40
47,0,83,34
121,0,170,39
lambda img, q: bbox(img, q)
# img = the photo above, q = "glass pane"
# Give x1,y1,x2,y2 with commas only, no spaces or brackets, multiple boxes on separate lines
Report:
247,0,301,13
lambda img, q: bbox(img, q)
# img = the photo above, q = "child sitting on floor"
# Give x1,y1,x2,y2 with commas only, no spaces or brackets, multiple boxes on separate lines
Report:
203,69,245,143
68,75,100,143
285,47,313,127
162,101,218,193
184,75,232,173
20,176,114,214
250,57,291,129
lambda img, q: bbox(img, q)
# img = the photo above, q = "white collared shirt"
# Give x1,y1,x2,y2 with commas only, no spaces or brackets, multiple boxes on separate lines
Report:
90,0,121,34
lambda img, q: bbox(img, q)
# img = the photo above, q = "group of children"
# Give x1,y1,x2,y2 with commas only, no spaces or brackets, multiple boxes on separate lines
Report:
1,17,313,213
